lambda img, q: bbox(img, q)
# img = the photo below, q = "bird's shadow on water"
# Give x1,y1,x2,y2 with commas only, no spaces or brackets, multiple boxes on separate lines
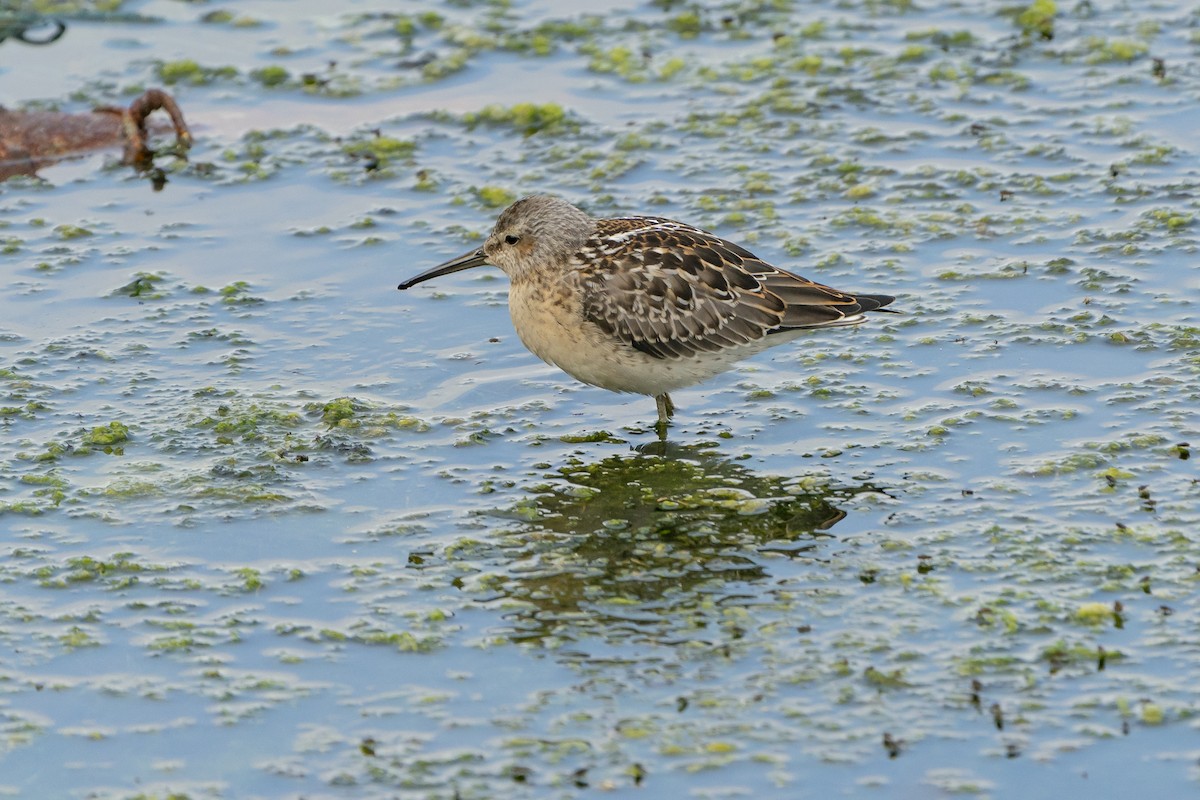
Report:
477,441,891,647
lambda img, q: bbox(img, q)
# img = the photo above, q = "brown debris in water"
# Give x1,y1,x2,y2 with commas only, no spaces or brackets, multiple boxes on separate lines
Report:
0,88,192,180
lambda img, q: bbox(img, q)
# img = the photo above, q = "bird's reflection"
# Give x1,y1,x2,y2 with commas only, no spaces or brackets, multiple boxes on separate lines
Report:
480,443,889,645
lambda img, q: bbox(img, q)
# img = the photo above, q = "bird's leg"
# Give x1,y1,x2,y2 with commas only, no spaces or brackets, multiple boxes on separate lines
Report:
654,393,675,439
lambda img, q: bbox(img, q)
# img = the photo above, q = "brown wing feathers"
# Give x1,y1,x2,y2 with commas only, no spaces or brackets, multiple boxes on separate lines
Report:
574,218,894,360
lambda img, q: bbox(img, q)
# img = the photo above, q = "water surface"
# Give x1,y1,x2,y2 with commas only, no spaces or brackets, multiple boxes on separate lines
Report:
1,1,1198,797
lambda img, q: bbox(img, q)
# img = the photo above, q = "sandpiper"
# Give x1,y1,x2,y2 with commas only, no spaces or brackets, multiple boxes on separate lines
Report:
399,195,895,433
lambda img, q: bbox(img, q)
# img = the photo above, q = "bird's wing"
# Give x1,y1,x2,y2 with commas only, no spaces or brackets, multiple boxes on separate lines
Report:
568,217,875,360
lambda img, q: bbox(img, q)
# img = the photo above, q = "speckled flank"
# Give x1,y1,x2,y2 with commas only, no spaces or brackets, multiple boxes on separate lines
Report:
401,195,894,423
507,271,798,396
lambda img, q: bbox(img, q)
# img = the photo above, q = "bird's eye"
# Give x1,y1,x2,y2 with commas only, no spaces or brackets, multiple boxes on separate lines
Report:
504,234,520,245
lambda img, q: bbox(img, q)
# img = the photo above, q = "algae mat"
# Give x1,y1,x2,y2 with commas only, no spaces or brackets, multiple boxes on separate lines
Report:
0,1,1198,798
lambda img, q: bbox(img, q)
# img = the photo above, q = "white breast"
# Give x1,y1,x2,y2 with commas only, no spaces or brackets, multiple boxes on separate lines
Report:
505,278,778,396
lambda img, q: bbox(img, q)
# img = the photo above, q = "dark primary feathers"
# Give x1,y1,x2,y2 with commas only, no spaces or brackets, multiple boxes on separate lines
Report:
569,217,895,360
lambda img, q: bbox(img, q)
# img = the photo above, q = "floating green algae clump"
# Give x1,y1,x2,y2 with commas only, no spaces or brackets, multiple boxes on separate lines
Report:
113,272,167,299
1014,0,1055,40
195,403,302,444
1084,37,1148,63
251,65,290,87
320,397,359,427
82,421,130,455
461,103,573,136
475,186,515,208
156,58,238,85
54,224,92,240
343,135,415,158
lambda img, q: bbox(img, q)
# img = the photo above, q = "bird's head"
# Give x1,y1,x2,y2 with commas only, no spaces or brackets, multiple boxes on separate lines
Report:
398,195,595,290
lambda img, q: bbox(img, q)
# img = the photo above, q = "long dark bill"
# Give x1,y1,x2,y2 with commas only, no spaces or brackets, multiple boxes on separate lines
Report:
397,248,488,290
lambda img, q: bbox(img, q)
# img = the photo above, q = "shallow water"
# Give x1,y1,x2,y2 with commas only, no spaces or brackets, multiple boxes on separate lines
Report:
1,1,1198,798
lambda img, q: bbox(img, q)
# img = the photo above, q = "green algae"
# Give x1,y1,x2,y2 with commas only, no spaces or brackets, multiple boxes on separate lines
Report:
305,397,429,435
113,272,166,299
319,397,358,427
250,65,291,87
461,102,574,136
475,185,516,209
81,421,129,454
219,281,264,305
53,224,92,240
829,206,915,236
156,58,238,86
1083,38,1149,64
1,2,1199,797
232,567,265,592
666,10,703,38
59,626,100,649
341,135,417,168
1012,0,1055,40
195,404,302,443
559,430,622,444
583,44,645,81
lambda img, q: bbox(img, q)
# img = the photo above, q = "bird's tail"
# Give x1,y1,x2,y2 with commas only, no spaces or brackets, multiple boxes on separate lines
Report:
855,294,898,313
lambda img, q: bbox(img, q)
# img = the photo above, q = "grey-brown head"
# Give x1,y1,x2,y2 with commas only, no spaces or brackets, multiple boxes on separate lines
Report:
398,195,595,290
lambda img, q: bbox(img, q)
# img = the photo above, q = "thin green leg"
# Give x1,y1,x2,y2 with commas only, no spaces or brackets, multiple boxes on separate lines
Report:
654,393,675,439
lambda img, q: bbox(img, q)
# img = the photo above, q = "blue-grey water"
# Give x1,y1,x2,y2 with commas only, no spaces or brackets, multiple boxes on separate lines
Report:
1,1,1198,798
